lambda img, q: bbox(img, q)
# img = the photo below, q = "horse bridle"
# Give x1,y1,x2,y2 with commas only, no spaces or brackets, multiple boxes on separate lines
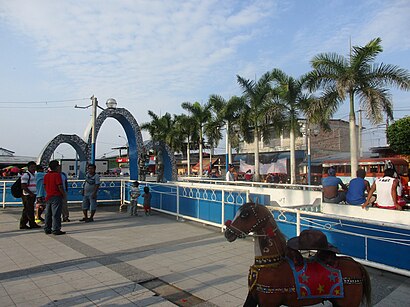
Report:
226,203,277,238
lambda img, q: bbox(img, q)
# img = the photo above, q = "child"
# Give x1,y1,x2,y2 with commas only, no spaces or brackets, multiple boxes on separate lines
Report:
129,181,140,216
35,165,46,223
142,186,152,216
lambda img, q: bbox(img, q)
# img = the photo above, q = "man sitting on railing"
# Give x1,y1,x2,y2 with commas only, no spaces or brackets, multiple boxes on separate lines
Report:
322,167,347,204
362,168,404,210
346,169,374,206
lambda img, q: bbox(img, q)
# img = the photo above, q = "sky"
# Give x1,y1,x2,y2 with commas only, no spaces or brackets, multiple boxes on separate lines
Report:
0,0,409,159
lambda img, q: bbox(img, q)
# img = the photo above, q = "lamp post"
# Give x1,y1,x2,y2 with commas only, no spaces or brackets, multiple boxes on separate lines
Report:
225,122,230,173
118,135,129,159
90,95,98,164
302,121,319,185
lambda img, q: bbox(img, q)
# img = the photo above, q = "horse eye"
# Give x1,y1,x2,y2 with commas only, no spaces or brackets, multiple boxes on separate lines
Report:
240,211,250,218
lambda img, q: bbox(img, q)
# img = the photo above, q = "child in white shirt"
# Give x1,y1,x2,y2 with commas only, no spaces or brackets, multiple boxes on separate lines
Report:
129,181,140,216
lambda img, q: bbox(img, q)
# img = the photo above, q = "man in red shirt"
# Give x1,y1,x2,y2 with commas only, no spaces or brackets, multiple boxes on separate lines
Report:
43,160,67,235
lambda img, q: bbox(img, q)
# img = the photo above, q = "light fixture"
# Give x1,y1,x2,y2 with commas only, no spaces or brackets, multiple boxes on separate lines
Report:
106,98,117,109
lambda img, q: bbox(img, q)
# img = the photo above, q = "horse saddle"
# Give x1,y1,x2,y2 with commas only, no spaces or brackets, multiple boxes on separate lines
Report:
288,257,344,300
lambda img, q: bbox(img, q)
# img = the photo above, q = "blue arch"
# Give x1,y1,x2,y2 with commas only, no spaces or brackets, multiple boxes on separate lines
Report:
87,108,144,180
144,140,177,182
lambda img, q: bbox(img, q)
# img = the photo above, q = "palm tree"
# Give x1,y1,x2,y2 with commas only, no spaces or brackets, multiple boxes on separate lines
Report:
208,95,244,171
269,69,330,184
307,37,410,177
237,71,281,182
140,111,176,147
181,101,212,176
174,114,199,176
269,69,306,184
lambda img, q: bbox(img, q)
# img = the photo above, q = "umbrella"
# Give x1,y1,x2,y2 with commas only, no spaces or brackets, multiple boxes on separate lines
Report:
10,166,21,173
1,166,20,172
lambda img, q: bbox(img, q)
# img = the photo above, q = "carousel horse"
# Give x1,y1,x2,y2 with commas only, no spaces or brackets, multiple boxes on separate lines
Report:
224,202,371,307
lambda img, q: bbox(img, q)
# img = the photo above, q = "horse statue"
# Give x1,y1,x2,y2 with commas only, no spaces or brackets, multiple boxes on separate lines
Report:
224,202,371,307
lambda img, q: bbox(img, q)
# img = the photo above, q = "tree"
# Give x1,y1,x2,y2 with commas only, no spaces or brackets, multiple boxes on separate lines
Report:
208,95,244,170
270,69,305,184
387,116,410,155
269,69,332,184
237,72,281,182
140,111,179,150
307,37,410,178
174,114,199,175
181,101,212,176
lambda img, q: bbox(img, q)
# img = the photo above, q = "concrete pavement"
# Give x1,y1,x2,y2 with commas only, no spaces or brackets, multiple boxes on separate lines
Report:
0,206,408,306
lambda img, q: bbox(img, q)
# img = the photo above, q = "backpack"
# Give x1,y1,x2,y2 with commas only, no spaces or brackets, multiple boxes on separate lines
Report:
11,173,31,198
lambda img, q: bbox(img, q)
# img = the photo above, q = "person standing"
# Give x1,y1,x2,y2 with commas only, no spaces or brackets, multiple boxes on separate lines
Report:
20,161,41,229
80,164,100,222
226,164,235,182
142,186,152,216
346,169,373,206
35,165,46,223
129,181,140,216
60,167,70,222
43,160,66,235
362,168,403,210
322,167,348,203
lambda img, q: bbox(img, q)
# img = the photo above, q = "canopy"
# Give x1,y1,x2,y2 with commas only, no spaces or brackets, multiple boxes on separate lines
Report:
192,158,219,172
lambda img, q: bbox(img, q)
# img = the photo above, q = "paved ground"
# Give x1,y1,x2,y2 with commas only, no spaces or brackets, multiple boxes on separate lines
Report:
0,205,409,306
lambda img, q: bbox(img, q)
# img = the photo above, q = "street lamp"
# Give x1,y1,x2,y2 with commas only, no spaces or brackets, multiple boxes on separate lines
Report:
301,122,319,185
118,135,129,157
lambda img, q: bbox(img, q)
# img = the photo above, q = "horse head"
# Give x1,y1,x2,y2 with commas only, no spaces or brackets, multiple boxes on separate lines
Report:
224,202,276,242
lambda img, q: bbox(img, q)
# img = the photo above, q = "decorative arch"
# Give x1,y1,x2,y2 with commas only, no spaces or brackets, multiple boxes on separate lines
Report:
144,140,177,181
37,134,88,178
86,108,144,180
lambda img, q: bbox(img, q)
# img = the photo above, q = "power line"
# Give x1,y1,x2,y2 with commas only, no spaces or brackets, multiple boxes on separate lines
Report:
0,105,75,109
0,98,89,104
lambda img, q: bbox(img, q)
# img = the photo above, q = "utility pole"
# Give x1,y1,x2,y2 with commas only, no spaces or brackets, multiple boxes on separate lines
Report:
358,108,363,158
75,95,99,164
225,122,230,173
90,96,98,164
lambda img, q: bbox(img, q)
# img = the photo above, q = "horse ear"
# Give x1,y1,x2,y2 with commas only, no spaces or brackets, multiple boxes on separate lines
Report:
248,196,254,203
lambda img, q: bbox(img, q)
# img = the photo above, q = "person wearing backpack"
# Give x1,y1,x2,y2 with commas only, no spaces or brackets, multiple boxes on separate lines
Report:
20,161,41,230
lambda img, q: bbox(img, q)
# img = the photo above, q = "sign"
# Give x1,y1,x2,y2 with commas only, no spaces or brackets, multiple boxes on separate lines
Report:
116,157,129,163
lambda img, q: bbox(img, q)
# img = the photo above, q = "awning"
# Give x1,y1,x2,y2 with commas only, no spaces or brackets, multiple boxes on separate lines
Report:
192,158,218,171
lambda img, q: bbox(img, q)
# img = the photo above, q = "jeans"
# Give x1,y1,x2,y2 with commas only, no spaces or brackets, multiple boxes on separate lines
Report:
323,191,346,204
44,196,63,232
20,194,36,227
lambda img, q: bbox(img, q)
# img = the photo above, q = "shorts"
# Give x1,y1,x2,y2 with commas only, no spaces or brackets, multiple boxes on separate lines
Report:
36,197,45,209
82,195,98,211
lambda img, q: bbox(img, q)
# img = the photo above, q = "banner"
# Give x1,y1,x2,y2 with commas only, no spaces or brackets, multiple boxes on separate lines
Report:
239,158,287,175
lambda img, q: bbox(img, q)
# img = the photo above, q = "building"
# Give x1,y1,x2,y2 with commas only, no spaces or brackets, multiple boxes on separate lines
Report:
239,119,352,158
0,147,37,169
59,159,109,177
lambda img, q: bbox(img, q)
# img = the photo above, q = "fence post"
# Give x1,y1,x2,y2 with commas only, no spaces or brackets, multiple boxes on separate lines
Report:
221,189,225,232
176,186,180,220
2,182,6,208
120,180,124,206
296,210,301,236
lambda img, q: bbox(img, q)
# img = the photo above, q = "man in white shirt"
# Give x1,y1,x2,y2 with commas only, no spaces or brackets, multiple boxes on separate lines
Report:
362,168,402,210
226,164,235,182
20,161,41,229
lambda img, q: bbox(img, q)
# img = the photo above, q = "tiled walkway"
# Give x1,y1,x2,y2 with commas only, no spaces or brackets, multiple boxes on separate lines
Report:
0,206,408,306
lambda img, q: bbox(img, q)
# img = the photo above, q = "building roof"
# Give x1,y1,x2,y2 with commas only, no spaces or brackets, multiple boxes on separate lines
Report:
0,148,37,166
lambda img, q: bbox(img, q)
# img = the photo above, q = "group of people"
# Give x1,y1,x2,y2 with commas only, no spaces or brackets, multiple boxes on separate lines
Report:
129,181,152,216
322,166,405,210
19,161,101,235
